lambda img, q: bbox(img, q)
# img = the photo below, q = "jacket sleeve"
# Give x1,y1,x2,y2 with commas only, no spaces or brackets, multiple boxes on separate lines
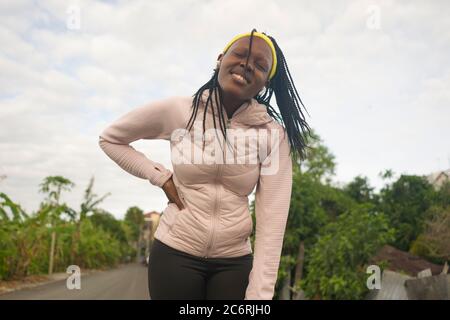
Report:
245,127,293,300
98,96,181,188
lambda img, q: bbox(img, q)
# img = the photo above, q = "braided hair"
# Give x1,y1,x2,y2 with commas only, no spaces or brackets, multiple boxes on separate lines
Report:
185,28,313,164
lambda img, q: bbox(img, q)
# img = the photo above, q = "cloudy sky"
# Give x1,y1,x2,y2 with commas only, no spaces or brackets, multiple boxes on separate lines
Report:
1,0,449,219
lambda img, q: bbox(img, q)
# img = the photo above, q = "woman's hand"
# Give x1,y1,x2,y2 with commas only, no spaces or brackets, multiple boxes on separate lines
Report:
161,177,185,211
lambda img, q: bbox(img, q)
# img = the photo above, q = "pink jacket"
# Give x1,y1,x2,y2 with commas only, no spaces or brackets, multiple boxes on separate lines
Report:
98,89,293,300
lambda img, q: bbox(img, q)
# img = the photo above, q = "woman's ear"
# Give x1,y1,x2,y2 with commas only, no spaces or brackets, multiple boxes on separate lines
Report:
215,54,224,71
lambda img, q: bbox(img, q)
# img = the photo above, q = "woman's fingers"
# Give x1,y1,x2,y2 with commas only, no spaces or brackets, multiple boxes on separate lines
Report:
162,178,185,211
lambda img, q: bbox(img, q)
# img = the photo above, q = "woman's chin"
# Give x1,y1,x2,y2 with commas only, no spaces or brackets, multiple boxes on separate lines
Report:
221,83,248,98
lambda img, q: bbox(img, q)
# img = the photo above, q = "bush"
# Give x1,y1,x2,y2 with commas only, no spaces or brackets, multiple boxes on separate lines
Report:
410,205,450,265
301,204,394,299
0,205,133,280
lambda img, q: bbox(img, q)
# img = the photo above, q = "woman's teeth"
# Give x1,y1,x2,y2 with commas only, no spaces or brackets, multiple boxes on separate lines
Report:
231,73,247,84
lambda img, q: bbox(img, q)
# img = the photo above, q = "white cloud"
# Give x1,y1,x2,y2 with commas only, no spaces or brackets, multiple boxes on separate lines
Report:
1,0,449,218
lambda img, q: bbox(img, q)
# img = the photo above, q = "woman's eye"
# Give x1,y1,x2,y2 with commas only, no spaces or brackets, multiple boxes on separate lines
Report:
257,64,267,72
234,52,267,72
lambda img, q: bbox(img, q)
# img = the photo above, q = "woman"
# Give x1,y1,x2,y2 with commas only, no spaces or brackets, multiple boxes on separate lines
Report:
98,29,312,300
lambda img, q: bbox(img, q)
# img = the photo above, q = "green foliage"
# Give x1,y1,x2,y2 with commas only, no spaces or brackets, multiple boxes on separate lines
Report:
379,175,435,250
282,129,340,253
343,175,376,205
124,207,144,241
2,128,447,303
77,219,122,269
255,130,446,300
432,180,450,208
90,210,128,243
410,205,450,265
301,204,395,300
0,176,136,281
276,130,360,299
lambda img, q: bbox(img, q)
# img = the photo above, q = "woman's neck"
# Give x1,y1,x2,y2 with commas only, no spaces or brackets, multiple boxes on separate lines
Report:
220,90,247,120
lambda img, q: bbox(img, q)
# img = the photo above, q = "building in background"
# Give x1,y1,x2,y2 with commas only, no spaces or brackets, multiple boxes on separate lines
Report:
140,211,160,264
426,169,450,190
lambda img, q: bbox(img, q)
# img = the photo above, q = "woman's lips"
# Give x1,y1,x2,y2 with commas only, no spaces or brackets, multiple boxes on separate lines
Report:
230,72,248,86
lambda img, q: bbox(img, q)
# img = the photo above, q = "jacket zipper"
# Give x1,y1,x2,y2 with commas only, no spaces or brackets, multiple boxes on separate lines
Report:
203,115,231,258
204,163,222,258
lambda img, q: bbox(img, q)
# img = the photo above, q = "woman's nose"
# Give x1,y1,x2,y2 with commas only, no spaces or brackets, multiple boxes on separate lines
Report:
240,61,254,72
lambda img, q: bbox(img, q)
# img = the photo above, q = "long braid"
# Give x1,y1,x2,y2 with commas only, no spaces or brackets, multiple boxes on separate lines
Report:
186,70,233,154
255,33,313,164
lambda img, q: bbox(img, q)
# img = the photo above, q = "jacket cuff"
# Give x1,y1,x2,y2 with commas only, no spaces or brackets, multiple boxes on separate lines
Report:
152,168,173,188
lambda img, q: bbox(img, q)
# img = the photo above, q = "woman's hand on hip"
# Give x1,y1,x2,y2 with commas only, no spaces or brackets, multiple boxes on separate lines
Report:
161,177,185,211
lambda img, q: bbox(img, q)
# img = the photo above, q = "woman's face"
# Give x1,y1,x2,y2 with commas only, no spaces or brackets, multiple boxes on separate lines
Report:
217,36,273,100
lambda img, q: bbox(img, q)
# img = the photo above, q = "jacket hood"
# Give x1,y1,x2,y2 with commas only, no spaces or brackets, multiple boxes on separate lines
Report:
199,89,273,127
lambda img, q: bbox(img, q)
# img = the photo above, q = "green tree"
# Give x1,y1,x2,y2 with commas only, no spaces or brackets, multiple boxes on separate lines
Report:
90,209,127,243
72,176,111,264
124,206,144,242
38,176,77,222
410,205,450,264
301,204,395,300
343,175,376,205
272,129,349,299
0,176,134,280
379,175,435,250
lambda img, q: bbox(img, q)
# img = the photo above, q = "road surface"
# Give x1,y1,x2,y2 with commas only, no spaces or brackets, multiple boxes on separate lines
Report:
0,263,149,300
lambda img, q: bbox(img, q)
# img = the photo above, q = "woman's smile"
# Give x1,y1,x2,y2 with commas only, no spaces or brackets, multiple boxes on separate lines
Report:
230,72,248,86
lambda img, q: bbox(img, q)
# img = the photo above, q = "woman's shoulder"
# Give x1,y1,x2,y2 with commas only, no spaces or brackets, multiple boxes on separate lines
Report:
258,116,287,136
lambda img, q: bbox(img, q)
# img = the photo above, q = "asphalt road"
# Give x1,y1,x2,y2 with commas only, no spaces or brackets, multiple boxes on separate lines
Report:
0,263,149,300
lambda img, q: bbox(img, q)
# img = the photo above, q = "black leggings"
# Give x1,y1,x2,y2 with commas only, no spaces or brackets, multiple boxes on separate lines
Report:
148,238,253,300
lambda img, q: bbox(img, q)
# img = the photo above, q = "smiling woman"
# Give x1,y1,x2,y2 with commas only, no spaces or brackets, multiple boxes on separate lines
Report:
98,28,313,300
187,28,312,163
220,37,273,106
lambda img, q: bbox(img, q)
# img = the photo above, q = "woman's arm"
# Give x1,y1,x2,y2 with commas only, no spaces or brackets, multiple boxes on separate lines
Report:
98,96,183,188
245,127,293,300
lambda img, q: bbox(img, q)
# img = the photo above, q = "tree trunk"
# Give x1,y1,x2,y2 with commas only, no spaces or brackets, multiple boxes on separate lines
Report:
279,269,291,300
293,241,305,300
48,231,56,275
71,222,81,265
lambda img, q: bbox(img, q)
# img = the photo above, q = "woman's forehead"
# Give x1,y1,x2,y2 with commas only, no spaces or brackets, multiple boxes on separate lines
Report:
228,37,273,62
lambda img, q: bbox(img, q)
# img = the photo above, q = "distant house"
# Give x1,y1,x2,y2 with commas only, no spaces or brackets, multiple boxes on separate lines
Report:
426,169,450,189
142,211,160,245
137,211,161,262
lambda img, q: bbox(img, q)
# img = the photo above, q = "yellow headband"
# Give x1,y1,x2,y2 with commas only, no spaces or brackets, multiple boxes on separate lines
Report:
222,31,278,80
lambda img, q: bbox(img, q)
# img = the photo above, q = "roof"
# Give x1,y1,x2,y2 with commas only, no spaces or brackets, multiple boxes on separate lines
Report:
143,211,160,218
369,245,445,276
426,169,450,186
